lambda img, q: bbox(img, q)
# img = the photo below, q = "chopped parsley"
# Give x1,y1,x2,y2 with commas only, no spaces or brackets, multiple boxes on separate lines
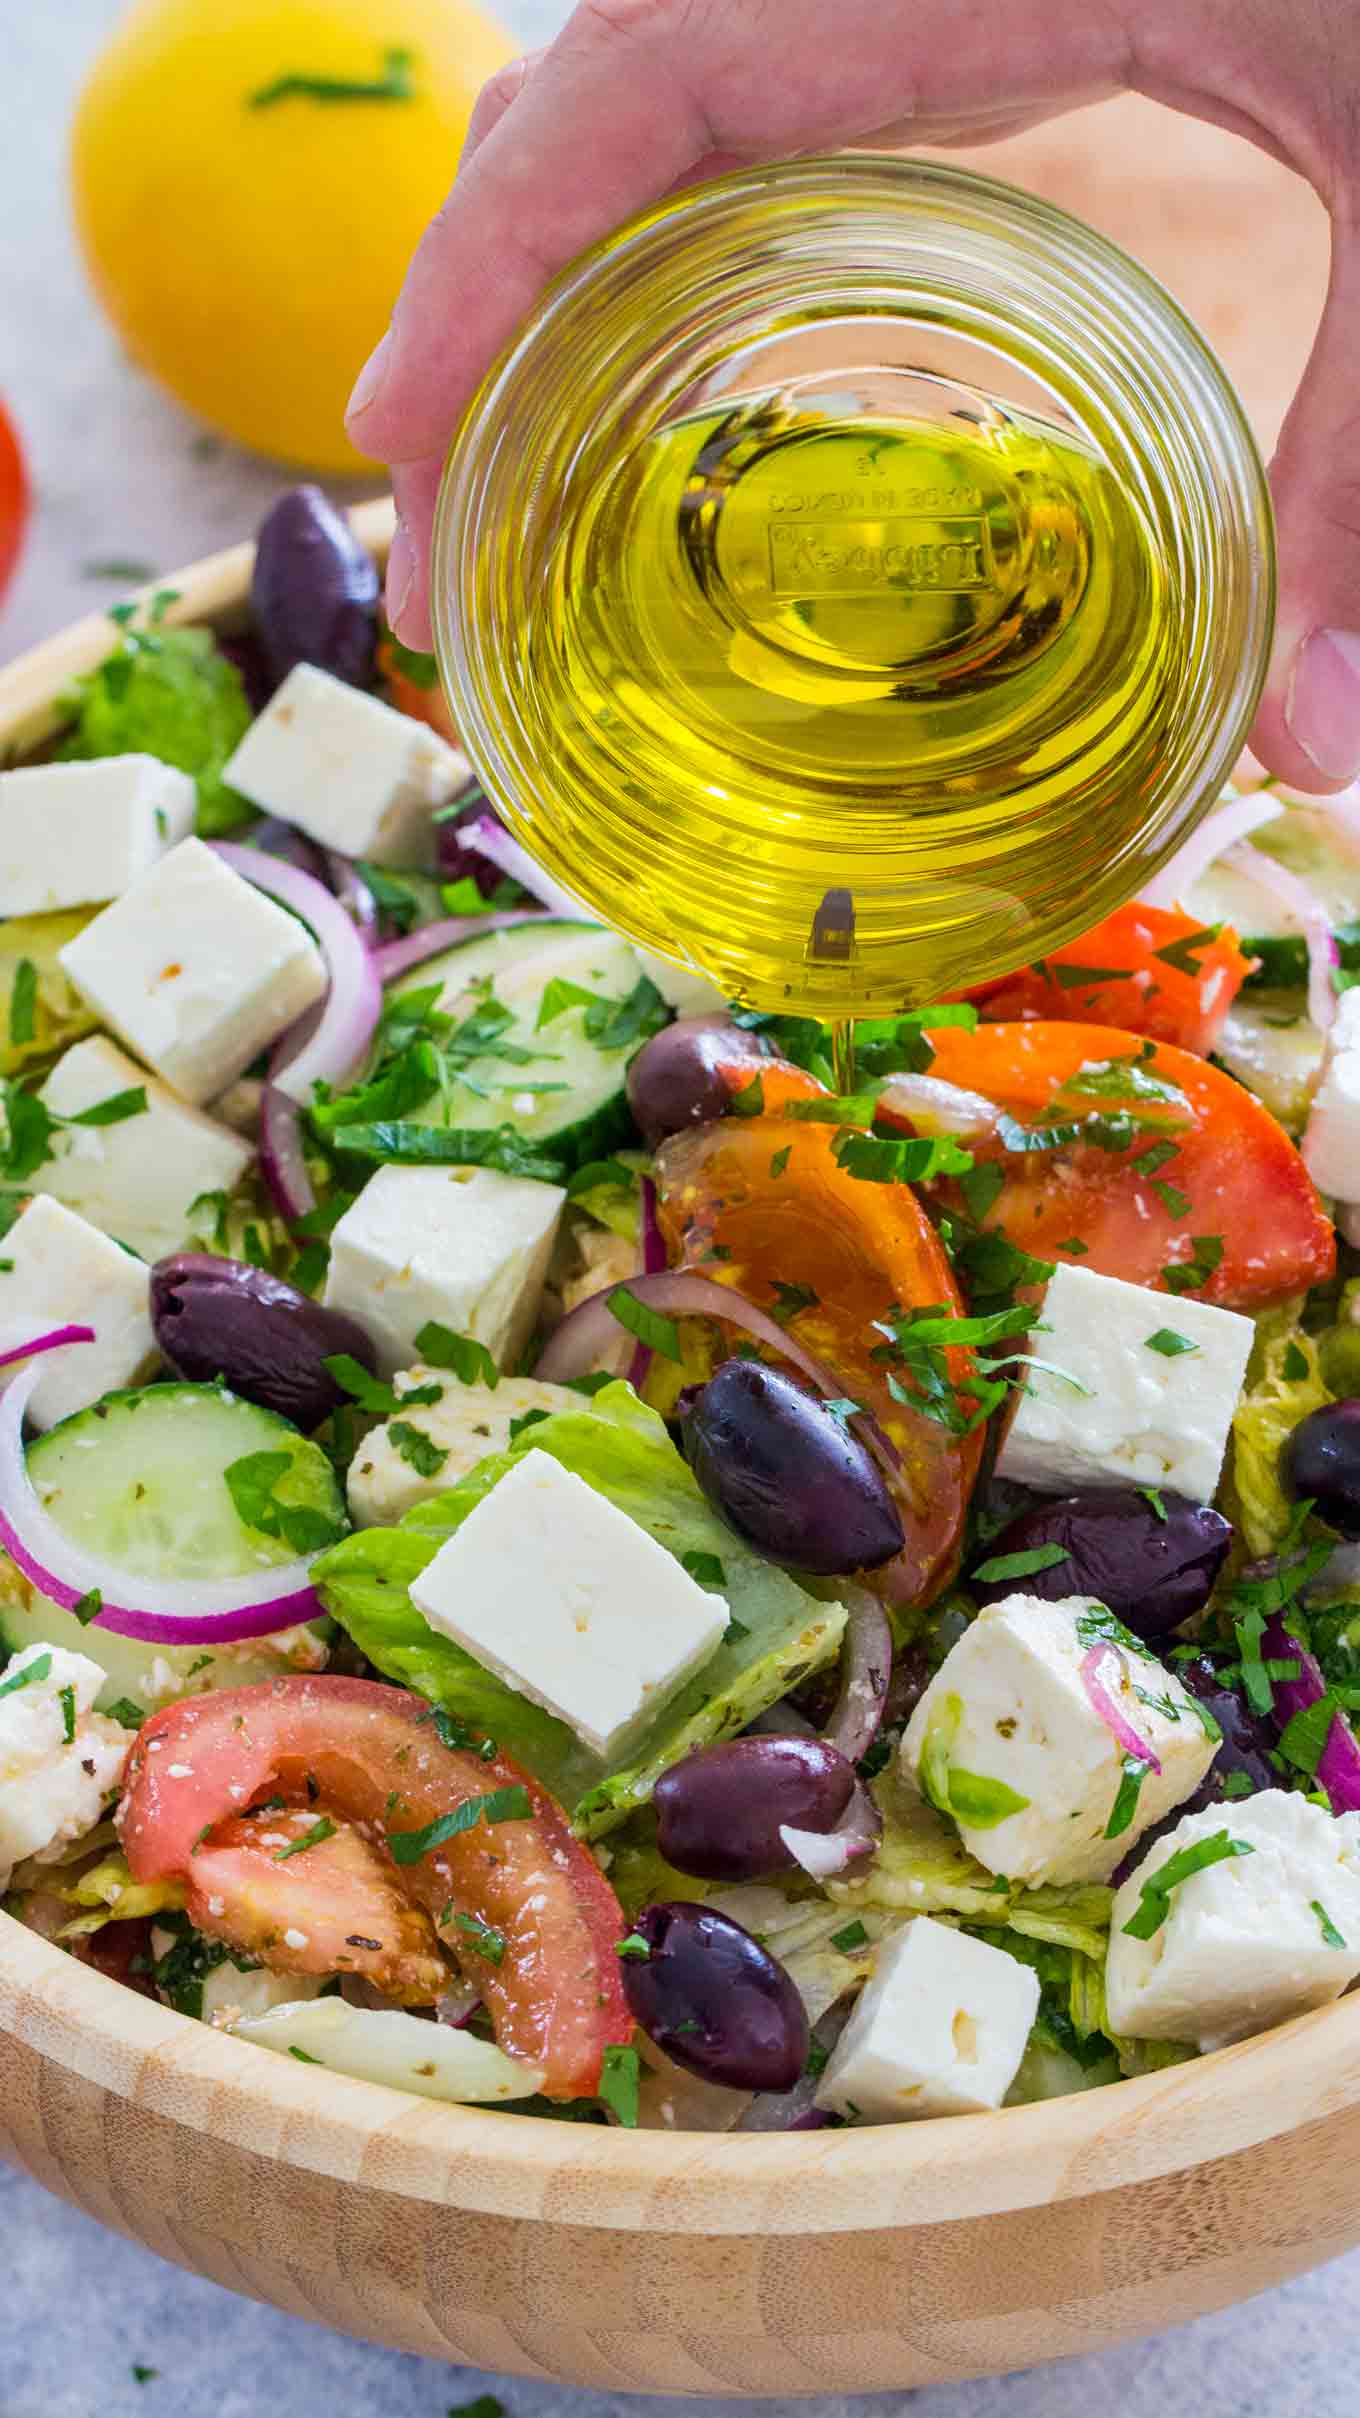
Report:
1049,961,1133,989
769,1144,792,1178
104,1696,147,1729
830,1919,869,1953
413,1320,500,1388
1153,923,1223,975
222,1450,346,1555
322,1354,442,1416
616,1933,651,1960
598,2041,641,2127
331,1120,566,1183
1313,1899,1347,1949
1105,1756,1149,1839
769,1279,819,1323
727,1071,765,1116
454,1912,506,1964
832,1128,973,1185
388,1785,532,1864
58,1683,76,1744
1161,1235,1224,1295
971,1542,1070,1585
1140,1486,1168,1523
71,1589,103,1627
1283,1341,1311,1383
8,958,36,1048
0,1651,52,1701
272,1816,338,1863
508,1407,552,1446
1144,1328,1199,1358
1121,1831,1255,1939
388,1421,448,1478
608,1285,681,1361
680,1550,726,1589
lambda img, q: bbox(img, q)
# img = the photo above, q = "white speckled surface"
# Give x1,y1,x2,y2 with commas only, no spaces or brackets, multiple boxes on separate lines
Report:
3,0,1360,2406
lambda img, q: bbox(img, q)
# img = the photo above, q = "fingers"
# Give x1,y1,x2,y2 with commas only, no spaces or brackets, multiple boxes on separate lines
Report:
460,47,545,168
1250,223,1360,787
385,457,445,647
347,0,1128,467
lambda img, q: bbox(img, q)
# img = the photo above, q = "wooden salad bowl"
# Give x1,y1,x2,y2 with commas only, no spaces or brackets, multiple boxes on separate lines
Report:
0,107,1352,2396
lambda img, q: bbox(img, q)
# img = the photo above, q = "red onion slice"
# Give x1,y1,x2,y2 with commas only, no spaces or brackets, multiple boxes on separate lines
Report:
460,814,601,923
822,1584,892,1765
1139,791,1284,910
877,1072,1001,1143
258,1082,316,1223
1221,840,1338,1032
779,1775,883,1878
1079,1644,1162,1772
1262,1611,1360,1812
0,1362,324,1644
323,850,380,945
626,1175,667,1393
0,1325,95,1371
738,1999,853,2131
533,1269,900,1476
212,842,383,1107
370,908,546,987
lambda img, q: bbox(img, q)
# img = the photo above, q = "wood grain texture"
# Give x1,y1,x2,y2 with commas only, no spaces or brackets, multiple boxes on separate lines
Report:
0,114,1347,2389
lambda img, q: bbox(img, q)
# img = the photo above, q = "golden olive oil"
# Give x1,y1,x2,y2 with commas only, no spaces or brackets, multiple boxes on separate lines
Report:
519,378,1182,1015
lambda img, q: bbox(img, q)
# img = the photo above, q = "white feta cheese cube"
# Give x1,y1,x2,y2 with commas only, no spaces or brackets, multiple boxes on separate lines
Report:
630,944,728,1020
994,1260,1253,1504
34,1036,252,1261
0,756,196,915
1106,1789,1360,2051
346,1370,583,1527
1302,986,1360,1203
409,1448,729,1760
0,1642,132,1888
58,837,327,1105
815,1915,1039,2121
901,1593,1216,1887
324,1164,565,1378
222,664,468,868
0,1197,158,1429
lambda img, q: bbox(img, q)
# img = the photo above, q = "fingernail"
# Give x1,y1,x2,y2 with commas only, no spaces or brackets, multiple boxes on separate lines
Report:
386,519,416,629
347,325,393,425
1285,627,1360,781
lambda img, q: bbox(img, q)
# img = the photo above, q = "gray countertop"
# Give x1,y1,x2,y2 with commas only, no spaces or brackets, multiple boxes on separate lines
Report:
2,2,1358,2409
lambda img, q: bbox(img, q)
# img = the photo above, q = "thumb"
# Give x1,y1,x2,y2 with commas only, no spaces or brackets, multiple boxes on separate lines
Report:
1251,218,1360,789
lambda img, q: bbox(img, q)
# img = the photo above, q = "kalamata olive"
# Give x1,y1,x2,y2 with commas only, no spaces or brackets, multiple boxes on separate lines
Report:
626,1016,770,1146
252,485,379,691
682,1361,905,1575
150,1253,377,1430
970,1487,1232,1638
654,1736,855,1880
622,1902,809,2092
1285,1400,1360,1538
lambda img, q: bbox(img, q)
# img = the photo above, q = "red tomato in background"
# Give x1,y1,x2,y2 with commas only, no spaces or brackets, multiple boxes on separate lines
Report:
916,1021,1334,1310
0,403,29,605
963,905,1251,1055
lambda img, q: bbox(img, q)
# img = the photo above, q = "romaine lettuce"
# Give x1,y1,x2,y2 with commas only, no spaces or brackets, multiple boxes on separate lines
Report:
313,1383,846,1837
1228,1302,1330,1556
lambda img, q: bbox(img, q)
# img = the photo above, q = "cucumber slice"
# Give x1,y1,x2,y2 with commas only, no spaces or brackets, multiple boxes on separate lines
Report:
0,1385,346,1711
383,918,658,1163
1213,996,1326,1134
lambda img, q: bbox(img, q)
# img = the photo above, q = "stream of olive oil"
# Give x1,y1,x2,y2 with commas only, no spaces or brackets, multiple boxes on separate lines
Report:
532,381,1179,1016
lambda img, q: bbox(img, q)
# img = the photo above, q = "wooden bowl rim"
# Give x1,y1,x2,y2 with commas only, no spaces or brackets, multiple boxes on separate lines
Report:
4,499,1359,2237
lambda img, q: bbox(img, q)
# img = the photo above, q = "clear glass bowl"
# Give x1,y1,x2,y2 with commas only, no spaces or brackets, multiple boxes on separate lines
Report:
433,154,1274,1016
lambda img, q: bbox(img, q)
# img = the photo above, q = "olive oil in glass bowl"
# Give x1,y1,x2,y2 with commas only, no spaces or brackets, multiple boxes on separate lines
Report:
432,156,1274,1019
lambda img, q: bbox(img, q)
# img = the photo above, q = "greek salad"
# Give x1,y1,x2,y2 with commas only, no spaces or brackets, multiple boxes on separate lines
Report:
5,486,1360,2129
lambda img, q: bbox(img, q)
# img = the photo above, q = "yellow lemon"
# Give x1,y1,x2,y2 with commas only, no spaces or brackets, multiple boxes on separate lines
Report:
72,0,514,472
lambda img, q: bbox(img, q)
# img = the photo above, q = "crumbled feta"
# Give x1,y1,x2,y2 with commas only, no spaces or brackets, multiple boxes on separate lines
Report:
0,1643,131,1888
994,1261,1253,1504
815,1915,1040,2121
324,1163,565,1377
0,1196,158,1429
1302,987,1360,1204
409,1449,729,1760
0,756,195,915
346,1369,582,1527
222,663,468,867
901,1594,1217,1886
34,1035,251,1260
1106,1788,1360,2051
59,837,327,1105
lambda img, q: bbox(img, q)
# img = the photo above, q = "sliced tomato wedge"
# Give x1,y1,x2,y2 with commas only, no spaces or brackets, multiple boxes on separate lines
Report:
962,906,1251,1055
189,1810,450,2003
119,1676,631,2099
655,1118,983,1609
912,1021,1334,1309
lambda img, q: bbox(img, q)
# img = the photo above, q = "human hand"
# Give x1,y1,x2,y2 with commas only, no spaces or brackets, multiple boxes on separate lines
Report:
347,0,1360,791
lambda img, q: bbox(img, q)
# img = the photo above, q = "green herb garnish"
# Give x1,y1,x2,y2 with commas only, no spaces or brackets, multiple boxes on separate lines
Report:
388,1785,532,1864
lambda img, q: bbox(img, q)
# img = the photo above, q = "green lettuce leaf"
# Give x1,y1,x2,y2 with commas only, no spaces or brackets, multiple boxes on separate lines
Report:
1227,1302,1330,1556
58,608,253,835
313,1383,846,1836
826,1769,1115,1955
